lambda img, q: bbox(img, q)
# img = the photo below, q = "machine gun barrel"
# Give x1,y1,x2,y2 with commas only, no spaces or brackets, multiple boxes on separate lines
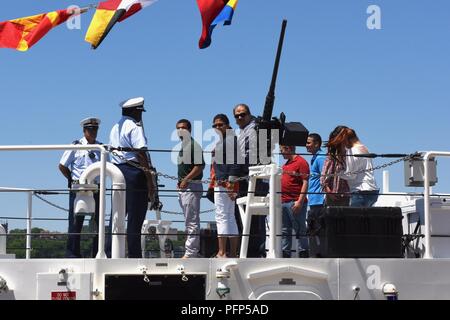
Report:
262,19,287,122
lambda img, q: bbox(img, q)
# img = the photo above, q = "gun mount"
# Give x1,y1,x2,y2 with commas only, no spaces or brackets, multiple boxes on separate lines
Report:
256,20,309,156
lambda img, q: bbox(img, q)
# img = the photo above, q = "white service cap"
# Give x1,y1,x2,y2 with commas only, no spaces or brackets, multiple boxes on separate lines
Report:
119,97,146,111
80,117,101,128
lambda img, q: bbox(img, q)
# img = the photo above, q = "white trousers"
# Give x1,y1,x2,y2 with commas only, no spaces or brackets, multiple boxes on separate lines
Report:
178,183,202,257
214,186,239,236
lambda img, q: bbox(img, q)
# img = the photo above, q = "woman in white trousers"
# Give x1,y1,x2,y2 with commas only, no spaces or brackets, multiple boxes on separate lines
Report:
211,114,242,258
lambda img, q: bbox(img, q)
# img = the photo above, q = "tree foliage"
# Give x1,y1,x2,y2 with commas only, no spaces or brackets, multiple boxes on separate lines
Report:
6,228,187,258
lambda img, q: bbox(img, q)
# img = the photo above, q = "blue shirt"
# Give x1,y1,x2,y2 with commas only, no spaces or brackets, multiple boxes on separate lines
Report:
59,137,102,181
308,149,326,206
109,116,148,164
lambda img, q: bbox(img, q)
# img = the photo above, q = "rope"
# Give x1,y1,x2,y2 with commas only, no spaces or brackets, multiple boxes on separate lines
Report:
33,191,216,216
33,193,69,213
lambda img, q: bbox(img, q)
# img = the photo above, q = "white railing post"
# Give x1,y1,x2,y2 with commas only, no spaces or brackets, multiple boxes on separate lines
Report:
274,165,282,258
383,170,390,194
422,151,450,259
239,171,256,258
0,224,6,255
80,161,126,259
0,144,108,259
423,152,432,259
267,164,282,258
95,150,108,259
26,191,33,260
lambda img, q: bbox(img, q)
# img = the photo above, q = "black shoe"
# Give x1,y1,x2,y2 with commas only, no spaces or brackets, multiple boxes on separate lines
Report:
298,250,309,258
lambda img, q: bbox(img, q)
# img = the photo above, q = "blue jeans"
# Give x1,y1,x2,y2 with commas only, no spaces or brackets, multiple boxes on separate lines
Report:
282,201,308,257
350,190,379,207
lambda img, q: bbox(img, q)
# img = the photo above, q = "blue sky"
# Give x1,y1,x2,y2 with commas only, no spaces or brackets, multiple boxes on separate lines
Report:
0,0,449,232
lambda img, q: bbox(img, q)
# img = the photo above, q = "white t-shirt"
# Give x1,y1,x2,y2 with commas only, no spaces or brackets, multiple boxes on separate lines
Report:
341,144,378,192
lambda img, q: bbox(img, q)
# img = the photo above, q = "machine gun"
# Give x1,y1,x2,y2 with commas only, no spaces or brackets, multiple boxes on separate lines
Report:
256,20,309,159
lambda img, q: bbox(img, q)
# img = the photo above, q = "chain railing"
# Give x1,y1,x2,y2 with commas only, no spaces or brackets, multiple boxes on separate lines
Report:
160,208,216,215
27,149,421,216
282,153,420,179
110,149,257,185
108,146,420,185
0,144,426,259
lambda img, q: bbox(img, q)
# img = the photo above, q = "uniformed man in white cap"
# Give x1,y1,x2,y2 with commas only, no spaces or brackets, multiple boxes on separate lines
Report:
108,97,155,258
59,117,102,258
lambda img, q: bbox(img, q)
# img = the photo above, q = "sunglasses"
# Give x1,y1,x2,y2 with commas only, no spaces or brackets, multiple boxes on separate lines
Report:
234,112,247,119
212,123,226,128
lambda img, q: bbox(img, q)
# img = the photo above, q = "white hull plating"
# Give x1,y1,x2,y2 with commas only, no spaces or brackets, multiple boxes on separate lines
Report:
1,258,450,300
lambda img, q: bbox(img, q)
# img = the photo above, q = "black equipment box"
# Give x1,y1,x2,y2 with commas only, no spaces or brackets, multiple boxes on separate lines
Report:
307,207,403,258
200,228,218,258
281,121,309,146
105,274,206,300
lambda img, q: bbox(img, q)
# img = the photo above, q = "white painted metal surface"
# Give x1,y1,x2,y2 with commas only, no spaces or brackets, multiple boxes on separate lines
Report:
36,272,92,300
26,192,32,260
238,164,282,258
2,147,450,300
79,161,126,259
0,144,109,260
423,152,450,258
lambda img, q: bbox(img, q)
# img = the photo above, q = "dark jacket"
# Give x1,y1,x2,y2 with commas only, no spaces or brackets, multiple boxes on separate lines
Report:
213,132,242,181
236,117,267,177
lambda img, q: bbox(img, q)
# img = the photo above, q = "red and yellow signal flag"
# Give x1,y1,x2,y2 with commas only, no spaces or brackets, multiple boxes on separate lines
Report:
0,8,85,51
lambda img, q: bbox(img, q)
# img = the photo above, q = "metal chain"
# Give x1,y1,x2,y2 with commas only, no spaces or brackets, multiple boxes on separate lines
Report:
33,193,69,213
161,208,216,215
110,148,419,184
282,153,419,179
110,149,255,185
111,150,208,184
34,149,418,215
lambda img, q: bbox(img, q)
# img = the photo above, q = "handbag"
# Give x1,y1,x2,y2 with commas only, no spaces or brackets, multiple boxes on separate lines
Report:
322,157,350,207
206,187,215,204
